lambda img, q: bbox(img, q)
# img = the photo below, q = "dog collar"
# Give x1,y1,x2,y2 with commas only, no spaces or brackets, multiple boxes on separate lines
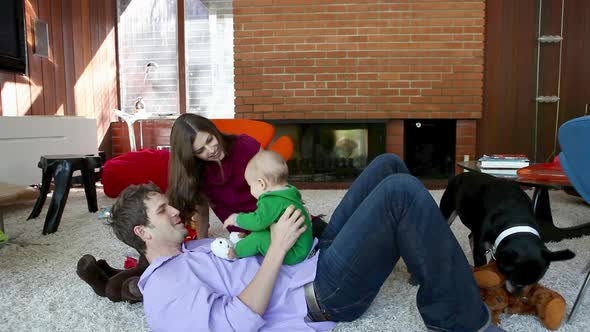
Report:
492,226,540,255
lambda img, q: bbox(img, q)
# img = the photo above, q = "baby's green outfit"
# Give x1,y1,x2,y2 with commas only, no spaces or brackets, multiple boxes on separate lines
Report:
235,185,313,265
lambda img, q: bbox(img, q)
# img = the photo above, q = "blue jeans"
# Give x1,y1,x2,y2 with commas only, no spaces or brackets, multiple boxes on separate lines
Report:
313,154,490,332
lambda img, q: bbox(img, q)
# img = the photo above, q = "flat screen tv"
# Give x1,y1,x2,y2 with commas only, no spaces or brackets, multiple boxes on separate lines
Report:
0,0,27,74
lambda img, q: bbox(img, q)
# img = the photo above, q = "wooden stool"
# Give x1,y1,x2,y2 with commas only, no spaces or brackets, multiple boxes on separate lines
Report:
27,155,102,235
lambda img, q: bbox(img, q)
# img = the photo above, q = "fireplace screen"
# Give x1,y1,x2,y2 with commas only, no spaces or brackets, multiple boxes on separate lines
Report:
273,123,385,182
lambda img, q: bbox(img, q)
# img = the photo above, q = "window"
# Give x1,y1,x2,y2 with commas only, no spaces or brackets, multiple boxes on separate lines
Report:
116,0,234,118
117,0,179,115
184,0,234,118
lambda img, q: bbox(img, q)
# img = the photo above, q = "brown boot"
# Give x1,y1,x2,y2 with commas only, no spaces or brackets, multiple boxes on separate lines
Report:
96,259,124,277
121,276,143,303
104,255,148,303
76,254,110,298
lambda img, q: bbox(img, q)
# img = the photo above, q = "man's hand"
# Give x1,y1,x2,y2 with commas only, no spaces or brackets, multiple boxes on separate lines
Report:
238,205,306,316
223,213,238,229
269,205,307,255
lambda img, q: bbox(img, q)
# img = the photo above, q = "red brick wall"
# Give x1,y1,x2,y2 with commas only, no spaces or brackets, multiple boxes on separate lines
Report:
233,0,485,120
456,119,477,173
386,120,404,157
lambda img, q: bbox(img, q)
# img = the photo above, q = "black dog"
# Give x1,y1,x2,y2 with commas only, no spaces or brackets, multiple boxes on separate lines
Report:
440,172,575,294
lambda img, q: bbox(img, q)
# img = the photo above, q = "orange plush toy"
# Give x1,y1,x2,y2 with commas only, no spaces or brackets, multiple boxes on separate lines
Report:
473,260,567,330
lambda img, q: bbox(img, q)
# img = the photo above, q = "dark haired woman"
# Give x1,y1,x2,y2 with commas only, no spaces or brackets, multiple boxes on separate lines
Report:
167,113,260,238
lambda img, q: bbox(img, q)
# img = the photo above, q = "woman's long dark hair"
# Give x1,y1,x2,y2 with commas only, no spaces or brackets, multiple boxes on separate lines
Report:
167,114,236,220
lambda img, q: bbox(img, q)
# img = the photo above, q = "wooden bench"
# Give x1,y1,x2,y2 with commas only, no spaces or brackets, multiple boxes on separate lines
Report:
0,182,39,236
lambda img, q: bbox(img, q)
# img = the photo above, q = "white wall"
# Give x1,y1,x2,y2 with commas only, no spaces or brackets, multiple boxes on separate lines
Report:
0,116,98,185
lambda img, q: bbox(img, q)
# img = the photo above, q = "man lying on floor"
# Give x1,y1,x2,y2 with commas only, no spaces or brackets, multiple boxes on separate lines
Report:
87,155,506,332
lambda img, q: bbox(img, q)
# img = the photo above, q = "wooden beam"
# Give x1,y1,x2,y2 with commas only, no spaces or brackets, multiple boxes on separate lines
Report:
51,0,66,115
61,0,76,115
177,0,186,114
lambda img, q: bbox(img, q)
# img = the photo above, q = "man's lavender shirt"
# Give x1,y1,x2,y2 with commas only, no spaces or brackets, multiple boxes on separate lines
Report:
138,238,336,332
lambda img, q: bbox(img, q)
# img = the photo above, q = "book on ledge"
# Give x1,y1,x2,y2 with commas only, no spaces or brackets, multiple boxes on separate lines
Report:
478,154,530,169
481,168,519,176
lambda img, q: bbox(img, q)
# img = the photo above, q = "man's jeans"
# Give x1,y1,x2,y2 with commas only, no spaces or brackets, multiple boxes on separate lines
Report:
314,154,490,332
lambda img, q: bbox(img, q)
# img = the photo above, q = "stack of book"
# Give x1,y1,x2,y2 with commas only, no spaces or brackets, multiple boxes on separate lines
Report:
478,154,530,176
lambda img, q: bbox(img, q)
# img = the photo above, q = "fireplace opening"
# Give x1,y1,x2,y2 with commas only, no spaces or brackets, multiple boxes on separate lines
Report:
272,122,386,183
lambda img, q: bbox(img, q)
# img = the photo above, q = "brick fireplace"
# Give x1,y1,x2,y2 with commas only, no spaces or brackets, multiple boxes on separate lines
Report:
111,1,483,181
234,2,483,115
231,1,483,172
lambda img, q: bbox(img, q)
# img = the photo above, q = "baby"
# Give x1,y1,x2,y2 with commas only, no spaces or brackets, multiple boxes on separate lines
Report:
220,150,313,265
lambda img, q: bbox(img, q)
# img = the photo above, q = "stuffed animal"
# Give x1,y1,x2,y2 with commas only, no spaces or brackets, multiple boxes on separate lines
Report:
211,238,236,260
210,232,244,261
473,260,567,330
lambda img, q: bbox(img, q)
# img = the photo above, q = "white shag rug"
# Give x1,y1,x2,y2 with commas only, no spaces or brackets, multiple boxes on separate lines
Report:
0,188,589,332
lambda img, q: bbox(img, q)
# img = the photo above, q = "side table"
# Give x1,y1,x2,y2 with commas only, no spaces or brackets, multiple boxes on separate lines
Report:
27,155,102,234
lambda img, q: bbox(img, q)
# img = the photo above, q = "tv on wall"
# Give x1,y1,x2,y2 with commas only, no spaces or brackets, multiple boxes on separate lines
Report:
0,0,27,74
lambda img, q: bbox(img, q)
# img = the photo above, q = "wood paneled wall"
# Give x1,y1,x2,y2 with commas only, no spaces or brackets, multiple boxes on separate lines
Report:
0,0,119,157
479,0,590,162
478,0,538,158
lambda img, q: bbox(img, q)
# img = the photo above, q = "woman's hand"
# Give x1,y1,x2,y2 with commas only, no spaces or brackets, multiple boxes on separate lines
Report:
269,205,307,255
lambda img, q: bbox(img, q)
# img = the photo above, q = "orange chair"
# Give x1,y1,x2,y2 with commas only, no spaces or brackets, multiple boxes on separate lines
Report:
213,119,274,148
213,119,293,161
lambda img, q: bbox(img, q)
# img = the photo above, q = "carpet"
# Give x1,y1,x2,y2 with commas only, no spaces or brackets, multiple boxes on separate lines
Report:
0,188,589,331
